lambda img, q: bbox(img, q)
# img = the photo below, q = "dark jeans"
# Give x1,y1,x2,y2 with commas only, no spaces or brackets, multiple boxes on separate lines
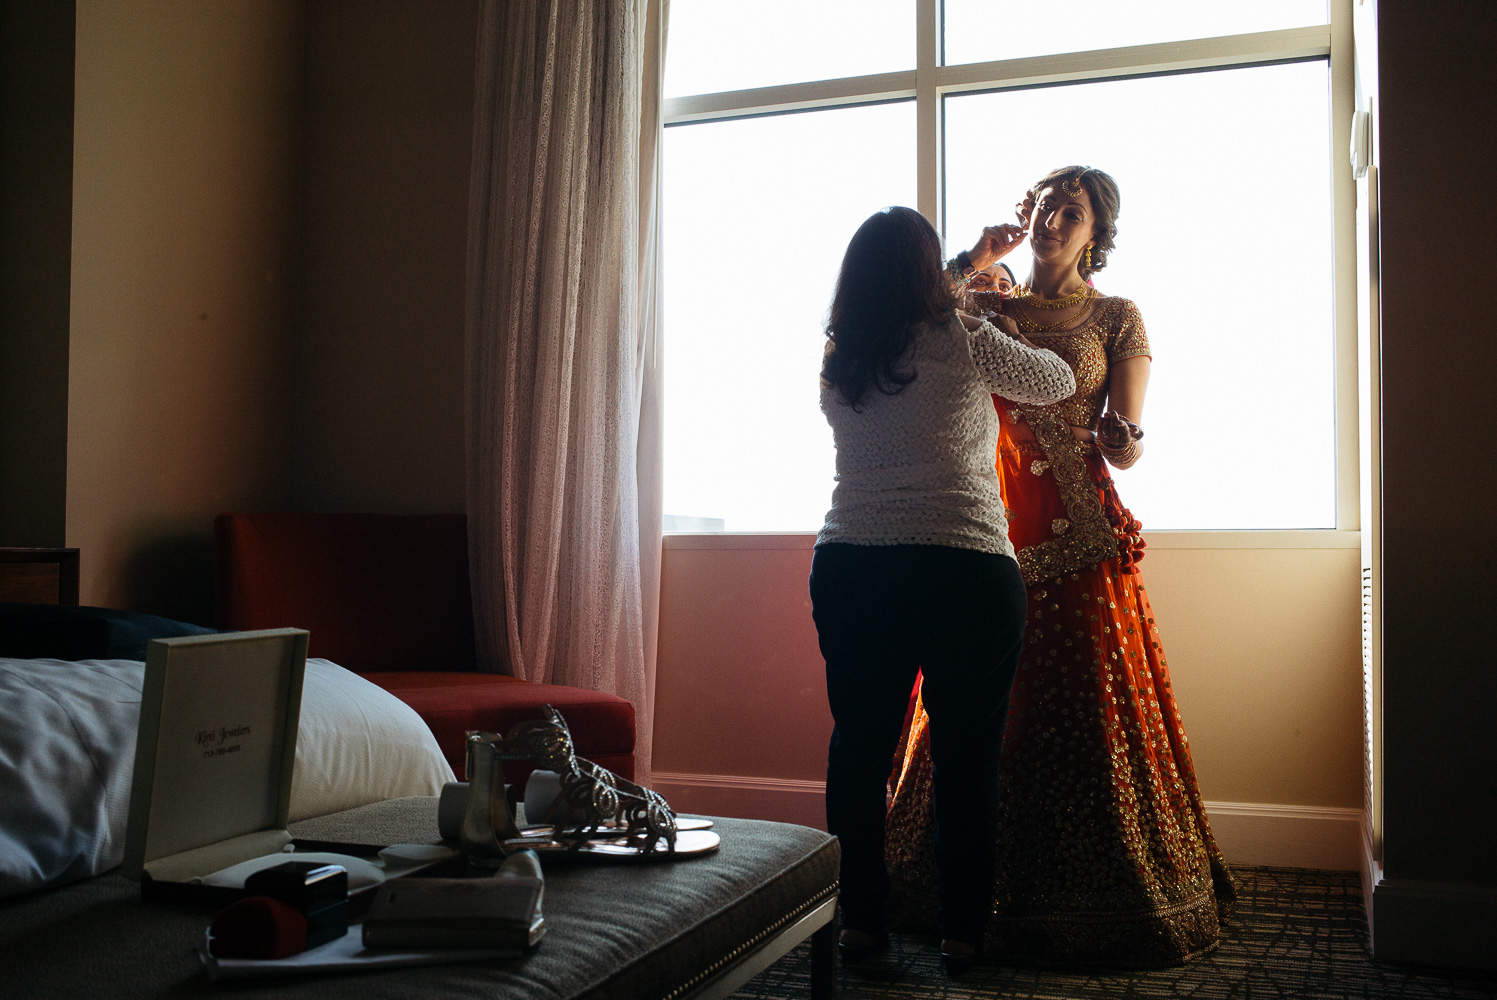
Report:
810,542,1026,944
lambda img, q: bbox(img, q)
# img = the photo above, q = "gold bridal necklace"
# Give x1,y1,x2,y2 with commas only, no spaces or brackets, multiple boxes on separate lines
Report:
1009,281,1096,333
1010,282,1093,310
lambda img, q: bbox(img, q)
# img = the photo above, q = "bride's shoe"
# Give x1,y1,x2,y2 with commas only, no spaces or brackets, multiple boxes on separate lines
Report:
939,937,977,976
465,706,716,861
459,730,523,866
836,927,888,963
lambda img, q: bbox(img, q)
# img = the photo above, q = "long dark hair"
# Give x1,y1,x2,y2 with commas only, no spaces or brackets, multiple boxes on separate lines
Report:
822,206,958,410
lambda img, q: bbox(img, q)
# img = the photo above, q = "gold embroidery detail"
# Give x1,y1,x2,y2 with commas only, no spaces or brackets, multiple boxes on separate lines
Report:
1053,518,1070,535
1012,406,1120,585
1020,298,1149,431
1030,460,1050,476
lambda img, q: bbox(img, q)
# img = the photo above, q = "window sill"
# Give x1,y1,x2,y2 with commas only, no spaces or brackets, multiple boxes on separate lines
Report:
661,530,1361,551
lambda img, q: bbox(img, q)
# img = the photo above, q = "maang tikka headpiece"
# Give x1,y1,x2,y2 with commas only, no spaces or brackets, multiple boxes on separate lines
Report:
1061,169,1088,198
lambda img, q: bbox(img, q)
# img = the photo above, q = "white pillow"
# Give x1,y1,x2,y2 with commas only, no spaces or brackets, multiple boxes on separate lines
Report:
289,659,455,821
0,656,454,899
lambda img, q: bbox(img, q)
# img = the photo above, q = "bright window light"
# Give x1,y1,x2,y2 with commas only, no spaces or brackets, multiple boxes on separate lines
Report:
664,0,911,98
662,102,916,532
661,4,1344,534
943,0,1328,66
945,60,1335,529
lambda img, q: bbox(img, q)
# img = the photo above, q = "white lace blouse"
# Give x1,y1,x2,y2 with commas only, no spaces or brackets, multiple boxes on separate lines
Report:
817,313,1076,558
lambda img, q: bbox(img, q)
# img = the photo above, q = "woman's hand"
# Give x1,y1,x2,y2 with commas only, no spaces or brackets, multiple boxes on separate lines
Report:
967,223,1027,271
1015,189,1036,228
965,306,1036,348
1095,408,1143,451
986,310,1039,350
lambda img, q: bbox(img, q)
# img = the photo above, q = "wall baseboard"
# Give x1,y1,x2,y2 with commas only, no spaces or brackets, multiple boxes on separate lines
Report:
1202,800,1364,870
1360,821,1382,940
1371,876,1497,973
652,772,827,830
652,773,1365,871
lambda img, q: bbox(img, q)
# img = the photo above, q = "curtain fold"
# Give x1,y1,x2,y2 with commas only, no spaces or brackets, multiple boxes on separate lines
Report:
465,0,666,780
634,0,667,786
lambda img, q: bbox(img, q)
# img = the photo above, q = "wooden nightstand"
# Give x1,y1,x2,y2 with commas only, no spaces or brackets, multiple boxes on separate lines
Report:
0,548,80,605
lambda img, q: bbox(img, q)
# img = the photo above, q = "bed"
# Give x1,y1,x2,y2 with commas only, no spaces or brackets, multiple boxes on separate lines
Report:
0,602,456,900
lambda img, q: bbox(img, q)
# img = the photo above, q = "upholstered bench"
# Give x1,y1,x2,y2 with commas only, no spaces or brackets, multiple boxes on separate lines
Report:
2,798,840,1000
215,512,637,783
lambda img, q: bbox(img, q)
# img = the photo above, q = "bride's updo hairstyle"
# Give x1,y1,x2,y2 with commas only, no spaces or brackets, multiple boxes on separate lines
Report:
823,206,957,411
1032,165,1120,279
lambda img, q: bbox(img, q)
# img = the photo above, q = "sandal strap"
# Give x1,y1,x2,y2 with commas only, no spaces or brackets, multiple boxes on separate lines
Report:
470,706,680,854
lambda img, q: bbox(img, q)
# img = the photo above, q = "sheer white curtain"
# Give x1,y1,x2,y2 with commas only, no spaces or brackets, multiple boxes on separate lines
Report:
465,0,666,780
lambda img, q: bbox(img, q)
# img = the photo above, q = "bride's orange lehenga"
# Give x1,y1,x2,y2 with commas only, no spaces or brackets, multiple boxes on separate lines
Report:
884,296,1236,968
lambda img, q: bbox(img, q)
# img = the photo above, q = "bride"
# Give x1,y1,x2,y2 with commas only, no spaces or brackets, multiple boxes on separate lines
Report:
884,165,1237,968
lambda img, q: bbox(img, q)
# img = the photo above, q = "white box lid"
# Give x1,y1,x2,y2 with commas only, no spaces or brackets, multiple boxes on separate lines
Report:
122,628,309,882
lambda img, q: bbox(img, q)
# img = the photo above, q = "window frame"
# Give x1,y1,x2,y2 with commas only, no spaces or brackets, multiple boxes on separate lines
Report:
661,0,1359,550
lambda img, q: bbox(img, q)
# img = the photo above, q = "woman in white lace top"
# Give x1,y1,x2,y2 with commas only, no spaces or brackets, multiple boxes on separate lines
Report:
811,206,1073,973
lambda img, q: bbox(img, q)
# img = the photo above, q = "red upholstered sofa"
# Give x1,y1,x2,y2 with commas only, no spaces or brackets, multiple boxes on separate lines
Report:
214,512,635,783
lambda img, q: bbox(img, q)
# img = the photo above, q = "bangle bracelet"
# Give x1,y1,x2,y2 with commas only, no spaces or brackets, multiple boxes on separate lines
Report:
1098,436,1139,465
946,252,979,288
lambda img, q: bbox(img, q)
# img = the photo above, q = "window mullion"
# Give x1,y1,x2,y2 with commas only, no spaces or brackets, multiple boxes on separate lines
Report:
935,24,1332,95
916,0,940,226
1330,0,1359,531
663,71,916,124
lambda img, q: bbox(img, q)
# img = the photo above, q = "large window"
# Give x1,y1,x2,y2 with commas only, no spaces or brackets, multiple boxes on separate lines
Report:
662,1,1350,534
662,103,915,532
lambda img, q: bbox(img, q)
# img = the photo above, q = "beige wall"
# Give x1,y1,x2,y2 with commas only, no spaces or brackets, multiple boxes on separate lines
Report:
294,0,474,514
656,541,829,784
654,538,1364,816
54,1,475,620
1138,543,1364,807
67,0,305,622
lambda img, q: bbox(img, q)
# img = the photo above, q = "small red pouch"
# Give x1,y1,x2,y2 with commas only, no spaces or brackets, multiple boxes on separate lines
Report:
207,896,308,959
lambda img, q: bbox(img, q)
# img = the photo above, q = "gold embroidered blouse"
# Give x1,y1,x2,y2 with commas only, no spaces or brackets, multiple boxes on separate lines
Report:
1018,296,1151,429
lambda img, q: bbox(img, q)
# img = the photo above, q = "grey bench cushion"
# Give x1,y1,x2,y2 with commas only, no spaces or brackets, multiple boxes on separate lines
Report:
2,797,839,999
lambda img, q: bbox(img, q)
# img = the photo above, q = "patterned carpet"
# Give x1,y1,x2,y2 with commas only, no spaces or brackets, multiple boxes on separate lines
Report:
730,866,1497,999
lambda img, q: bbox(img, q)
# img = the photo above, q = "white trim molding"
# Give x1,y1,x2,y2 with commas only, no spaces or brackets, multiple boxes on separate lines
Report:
663,26,1333,124
1361,819,1382,942
661,530,1362,551
653,772,827,830
1202,801,1364,870
652,774,1366,871
1371,877,1497,973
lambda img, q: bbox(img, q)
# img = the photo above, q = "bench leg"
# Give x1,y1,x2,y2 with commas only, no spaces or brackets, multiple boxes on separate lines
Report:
810,915,836,999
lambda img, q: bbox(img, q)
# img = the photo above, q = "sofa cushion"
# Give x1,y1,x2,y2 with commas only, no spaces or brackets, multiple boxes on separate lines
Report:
215,512,476,674
0,603,217,661
366,672,637,783
292,802,839,1000
3,801,840,1000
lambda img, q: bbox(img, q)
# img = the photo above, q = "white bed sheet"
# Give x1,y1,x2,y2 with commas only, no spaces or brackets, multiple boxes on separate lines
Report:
0,657,454,900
